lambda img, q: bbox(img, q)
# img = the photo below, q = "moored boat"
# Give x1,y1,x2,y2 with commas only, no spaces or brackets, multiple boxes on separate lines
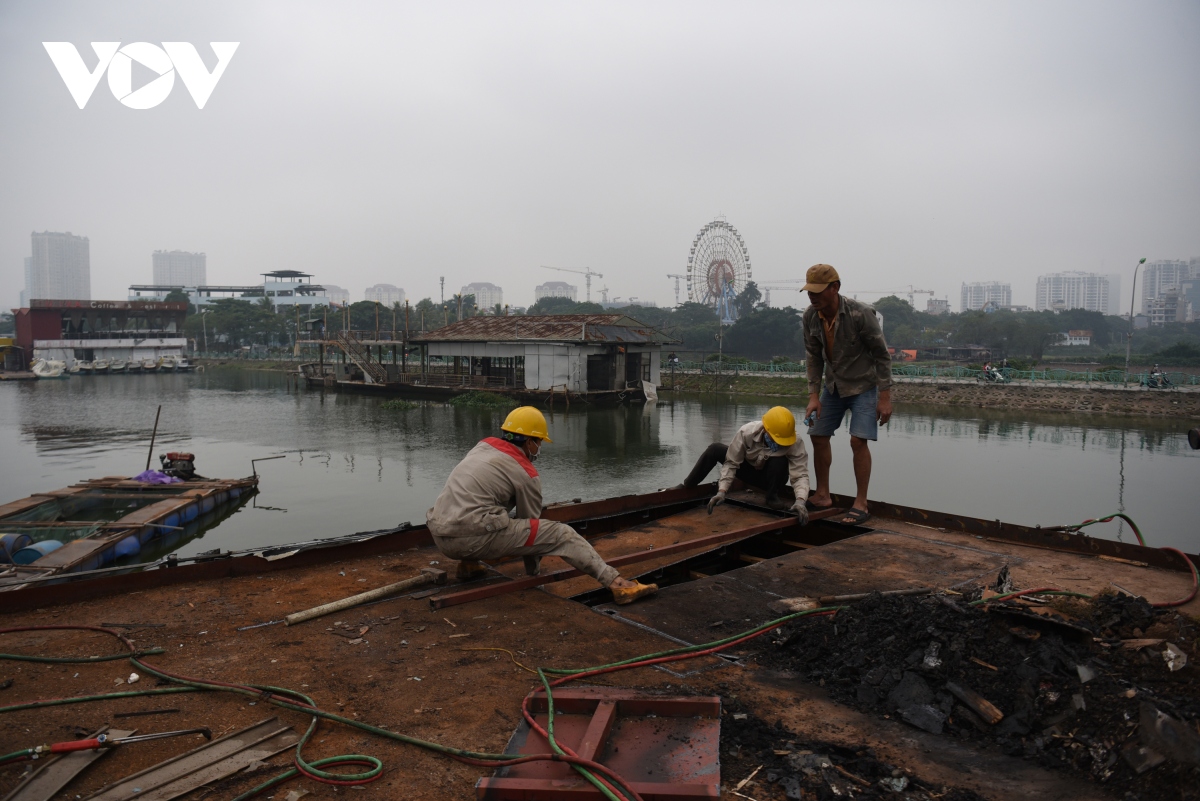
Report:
141,358,159,372
109,358,127,373
0,455,257,588
92,359,110,374
31,358,68,379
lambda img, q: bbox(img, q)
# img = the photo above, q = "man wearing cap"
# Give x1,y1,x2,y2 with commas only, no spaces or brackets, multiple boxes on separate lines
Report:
801,264,892,525
427,406,658,604
681,406,811,525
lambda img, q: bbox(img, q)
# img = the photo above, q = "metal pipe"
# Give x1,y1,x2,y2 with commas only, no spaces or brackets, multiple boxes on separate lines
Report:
285,566,446,625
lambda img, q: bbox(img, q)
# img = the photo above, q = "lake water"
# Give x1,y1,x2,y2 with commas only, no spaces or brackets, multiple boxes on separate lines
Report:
0,369,1195,556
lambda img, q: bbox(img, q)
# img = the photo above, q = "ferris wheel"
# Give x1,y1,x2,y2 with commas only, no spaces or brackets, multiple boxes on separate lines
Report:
686,219,752,321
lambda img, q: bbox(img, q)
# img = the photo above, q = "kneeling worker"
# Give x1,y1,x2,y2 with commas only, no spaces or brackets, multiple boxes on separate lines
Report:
682,406,811,524
426,406,658,604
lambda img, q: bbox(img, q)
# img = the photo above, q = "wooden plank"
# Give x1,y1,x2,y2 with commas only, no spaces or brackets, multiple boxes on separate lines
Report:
83,718,297,801
429,516,801,610
2,729,134,801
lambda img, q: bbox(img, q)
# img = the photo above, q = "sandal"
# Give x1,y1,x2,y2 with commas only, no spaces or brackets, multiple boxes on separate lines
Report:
835,508,871,526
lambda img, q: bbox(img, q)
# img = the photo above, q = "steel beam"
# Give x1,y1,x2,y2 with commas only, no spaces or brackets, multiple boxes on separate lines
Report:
429,509,844,610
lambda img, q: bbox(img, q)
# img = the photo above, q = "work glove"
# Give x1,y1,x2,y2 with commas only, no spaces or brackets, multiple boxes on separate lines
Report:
706,492,726,515
793,504,809,526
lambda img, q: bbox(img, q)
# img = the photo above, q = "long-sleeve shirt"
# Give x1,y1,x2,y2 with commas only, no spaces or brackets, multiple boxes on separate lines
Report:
718,421,810,503
426,438,542,538
803,295,893,397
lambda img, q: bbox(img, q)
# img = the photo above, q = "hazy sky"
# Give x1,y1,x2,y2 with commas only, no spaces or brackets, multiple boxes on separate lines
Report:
2,1,1198,311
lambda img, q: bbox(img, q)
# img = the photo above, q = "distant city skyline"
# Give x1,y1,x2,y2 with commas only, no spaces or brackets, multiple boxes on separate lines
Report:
29,231,90,302
152,250,207,288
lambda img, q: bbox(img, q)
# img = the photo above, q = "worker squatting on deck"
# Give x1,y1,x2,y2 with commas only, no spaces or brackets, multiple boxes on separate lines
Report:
426,406,658,604
683,406,811,525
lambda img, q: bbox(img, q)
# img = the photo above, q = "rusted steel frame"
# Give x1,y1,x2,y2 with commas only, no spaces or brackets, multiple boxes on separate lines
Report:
429,515,812,610
830,492,1200,572
0,494,708,613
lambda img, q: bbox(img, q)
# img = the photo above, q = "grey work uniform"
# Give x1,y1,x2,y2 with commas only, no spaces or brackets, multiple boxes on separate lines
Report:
718,421,811,503
426,438,619,586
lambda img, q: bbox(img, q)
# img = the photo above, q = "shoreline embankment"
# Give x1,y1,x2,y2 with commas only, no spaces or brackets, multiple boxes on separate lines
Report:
198,360,1200,419
661,372,1200,418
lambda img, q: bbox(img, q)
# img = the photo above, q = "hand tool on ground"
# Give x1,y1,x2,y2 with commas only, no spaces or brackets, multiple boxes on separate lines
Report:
30,728,212,755
285,567,447,626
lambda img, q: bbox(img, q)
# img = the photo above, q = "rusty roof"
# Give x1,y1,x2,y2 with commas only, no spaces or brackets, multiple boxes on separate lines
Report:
410,314,678,344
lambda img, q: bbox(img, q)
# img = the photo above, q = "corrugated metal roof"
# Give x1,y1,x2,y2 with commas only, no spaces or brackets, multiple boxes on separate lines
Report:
410,314,678,344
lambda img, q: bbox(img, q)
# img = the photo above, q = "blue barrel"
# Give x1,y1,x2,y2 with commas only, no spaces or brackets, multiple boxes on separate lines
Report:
0,533,33,563
180,503,199,524
114,536,141,559
13,540,64,565
162,512,181,530
200,497,215,514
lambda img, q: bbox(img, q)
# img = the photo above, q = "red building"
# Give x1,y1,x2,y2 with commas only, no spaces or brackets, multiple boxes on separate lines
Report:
13,299,189,369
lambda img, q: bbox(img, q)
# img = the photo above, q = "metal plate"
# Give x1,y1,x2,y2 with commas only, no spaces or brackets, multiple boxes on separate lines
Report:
478,688,721,800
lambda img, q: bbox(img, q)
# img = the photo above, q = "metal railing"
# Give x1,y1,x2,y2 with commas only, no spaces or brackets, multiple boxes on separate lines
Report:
665,360,1198,387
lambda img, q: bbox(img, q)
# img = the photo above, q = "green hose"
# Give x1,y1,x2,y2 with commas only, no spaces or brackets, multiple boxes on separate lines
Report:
0,686,200,715
0,648,164,663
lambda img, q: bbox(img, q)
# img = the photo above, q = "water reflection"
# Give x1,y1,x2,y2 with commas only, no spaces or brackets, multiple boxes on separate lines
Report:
0,372,1195,556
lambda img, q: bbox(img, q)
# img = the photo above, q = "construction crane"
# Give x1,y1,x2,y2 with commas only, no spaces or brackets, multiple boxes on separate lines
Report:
542,265,603,303
852,287,937,309
758,285,808,308
599,285,610,304
666,274,686,306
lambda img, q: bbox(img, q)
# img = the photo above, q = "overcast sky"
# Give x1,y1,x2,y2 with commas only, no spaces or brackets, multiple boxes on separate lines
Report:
2,0,1198,312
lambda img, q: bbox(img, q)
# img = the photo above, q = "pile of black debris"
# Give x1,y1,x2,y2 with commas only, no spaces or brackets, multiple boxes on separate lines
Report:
754,584,1199,801
721,697,987,800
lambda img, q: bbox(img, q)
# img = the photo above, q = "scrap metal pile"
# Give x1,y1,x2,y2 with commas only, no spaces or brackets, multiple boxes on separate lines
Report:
755,585,1199,801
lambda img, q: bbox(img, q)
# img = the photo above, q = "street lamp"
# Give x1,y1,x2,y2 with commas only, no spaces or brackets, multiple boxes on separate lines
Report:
1124,257,1147,383
199,308,211,354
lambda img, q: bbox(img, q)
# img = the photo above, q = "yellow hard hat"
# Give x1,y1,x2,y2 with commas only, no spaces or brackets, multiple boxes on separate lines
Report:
762,406,796,446
501,406,552,443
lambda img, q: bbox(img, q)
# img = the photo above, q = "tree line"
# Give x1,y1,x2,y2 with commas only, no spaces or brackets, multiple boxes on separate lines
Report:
166,284,1200,365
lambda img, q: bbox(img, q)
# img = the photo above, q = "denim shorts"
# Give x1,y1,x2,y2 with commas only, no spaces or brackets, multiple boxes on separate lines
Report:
809,386,879,440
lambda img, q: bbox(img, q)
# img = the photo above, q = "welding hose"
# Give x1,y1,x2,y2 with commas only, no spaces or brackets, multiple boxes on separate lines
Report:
0,625,646,801
518,608,842,801
1053,513,1199,607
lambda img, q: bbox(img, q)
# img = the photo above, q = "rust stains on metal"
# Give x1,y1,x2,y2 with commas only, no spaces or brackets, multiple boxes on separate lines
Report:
410,314,678,344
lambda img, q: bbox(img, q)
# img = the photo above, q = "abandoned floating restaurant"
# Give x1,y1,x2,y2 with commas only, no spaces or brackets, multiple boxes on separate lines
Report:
303,314,677,401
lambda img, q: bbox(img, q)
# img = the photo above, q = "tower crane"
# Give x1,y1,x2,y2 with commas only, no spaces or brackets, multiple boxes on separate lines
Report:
758,285,808,308
666,274,686,306
541,265,603,303
599,286,610,304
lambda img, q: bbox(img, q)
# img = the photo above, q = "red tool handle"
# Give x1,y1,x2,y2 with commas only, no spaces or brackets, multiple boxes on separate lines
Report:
49,738,104,753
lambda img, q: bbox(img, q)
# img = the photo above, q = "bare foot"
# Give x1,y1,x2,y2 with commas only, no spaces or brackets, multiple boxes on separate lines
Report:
807,495,834,509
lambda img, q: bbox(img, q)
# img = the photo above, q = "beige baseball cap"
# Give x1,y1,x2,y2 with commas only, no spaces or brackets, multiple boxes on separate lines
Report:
802,264,840,293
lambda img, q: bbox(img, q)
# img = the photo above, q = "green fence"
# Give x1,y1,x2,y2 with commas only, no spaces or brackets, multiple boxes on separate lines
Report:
666,361,1197,386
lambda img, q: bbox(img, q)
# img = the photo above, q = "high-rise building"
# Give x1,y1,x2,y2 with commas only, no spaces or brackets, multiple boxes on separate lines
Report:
1034,272,1117,314
926,298,951,315
20,257,31,307
365,284,405,307
323,284,350,306
1141,259,1197,314
152,250,207,287
30,231,90,301
960,282,1011,312
535,281,577,302
462,282,503,309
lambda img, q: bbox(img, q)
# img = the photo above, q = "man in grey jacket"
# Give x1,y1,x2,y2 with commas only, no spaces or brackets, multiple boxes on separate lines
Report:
427,406,657,604
801,264,893,525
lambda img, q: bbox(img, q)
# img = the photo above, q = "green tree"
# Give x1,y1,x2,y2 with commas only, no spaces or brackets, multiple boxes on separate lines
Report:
734,281,762,318
724,306,803,360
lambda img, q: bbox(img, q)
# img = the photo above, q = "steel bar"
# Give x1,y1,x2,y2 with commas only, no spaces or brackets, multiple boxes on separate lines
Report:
429,511,842,610
2,728,134,801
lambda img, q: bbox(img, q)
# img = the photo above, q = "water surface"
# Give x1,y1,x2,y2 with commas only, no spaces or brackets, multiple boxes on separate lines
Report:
0,370,1194,556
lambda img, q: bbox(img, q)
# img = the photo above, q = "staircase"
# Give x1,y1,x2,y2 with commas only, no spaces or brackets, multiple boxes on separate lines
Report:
332,331,388,385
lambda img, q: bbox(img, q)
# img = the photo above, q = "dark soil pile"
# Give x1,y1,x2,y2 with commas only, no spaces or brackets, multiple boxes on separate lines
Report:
752,591,1200,801
720,697,987,800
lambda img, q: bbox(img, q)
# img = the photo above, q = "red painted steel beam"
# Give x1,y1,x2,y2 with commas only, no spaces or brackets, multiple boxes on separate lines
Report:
429,509,843,610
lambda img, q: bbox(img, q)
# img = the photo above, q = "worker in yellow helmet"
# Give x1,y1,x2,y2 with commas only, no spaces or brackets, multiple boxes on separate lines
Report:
680,406,811,524
427,405,658,604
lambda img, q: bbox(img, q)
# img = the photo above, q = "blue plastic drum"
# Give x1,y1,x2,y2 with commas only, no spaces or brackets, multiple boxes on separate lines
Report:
0,533,34,563
114,536,141,559
12,540,64,565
